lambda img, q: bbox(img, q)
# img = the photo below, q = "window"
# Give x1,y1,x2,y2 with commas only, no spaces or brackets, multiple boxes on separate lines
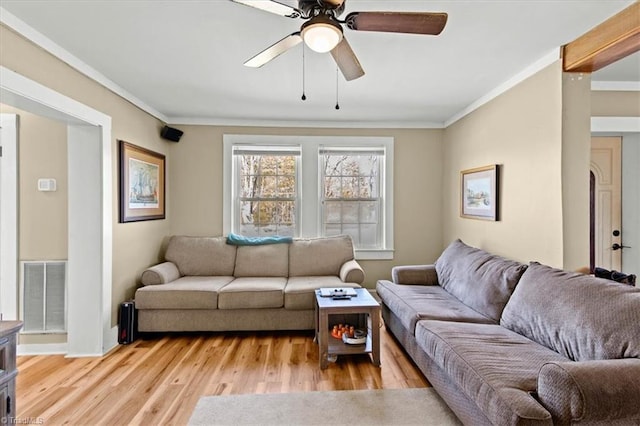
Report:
321,147,384,249
224,135,393,259
232,145,300,237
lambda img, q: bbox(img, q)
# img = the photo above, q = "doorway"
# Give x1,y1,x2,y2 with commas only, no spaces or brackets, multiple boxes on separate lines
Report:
590,136,622,272
0,67,115,356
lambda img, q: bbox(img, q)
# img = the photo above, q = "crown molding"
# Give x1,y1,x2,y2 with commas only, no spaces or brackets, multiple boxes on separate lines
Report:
167,116,446,129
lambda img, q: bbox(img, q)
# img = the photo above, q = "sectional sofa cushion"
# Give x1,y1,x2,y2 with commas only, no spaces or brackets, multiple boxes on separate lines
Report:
289,235,355,277
217,277,287,309
165,236,237,276
376,280,494,333
435,239,528,322
234,244,289,277
501,262,640,361
135,276,234,309
415,320,567,426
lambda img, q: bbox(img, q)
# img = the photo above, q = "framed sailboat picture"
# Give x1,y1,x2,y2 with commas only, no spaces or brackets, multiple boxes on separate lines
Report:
119,140,165,222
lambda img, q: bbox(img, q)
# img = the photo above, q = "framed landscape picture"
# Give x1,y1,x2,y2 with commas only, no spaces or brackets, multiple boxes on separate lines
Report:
119,140,165,223
460,164,499,221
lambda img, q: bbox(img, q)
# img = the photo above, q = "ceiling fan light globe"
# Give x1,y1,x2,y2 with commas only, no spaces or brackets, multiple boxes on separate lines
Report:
302,23,343,53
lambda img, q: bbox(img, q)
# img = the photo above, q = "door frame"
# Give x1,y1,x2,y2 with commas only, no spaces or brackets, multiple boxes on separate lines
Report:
590,136,622,271
591,117,640,278
0,66,115,356
0,114,18,321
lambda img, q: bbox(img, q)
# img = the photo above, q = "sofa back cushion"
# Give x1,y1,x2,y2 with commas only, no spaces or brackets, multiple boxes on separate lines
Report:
165,236,237,276
435,239,528,322
234,244,289,277
501,262,640,361
289,235,355,277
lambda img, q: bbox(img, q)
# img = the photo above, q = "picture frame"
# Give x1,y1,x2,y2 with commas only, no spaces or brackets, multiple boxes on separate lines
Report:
460,164,499,221
119,140,165,223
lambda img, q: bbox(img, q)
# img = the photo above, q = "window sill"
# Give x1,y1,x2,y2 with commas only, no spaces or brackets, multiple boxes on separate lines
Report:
355,249,394,261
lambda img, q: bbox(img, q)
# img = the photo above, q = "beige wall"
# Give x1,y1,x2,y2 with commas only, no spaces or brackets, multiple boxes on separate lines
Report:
591,91,640,116
169,126,445,287
442,61,565,267
1,25,171,326
561,73,591,271
0,105,68,260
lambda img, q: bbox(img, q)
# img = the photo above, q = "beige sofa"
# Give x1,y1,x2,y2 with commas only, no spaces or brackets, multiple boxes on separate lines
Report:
135,235,365,332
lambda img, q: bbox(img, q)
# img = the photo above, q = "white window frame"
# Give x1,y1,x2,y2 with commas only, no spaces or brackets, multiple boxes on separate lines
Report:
223,135,394,260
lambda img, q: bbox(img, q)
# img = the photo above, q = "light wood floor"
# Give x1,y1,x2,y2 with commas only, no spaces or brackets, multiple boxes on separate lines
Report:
16,325,429,425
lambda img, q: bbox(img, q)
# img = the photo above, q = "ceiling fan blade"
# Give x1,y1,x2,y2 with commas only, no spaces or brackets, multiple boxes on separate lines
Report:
230,0,300,18
330,37,365,81
345,12,448,35
244,32,302,68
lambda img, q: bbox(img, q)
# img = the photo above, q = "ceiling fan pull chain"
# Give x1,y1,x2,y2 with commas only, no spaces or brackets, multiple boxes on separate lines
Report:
335,67,340,110
301,43,307,101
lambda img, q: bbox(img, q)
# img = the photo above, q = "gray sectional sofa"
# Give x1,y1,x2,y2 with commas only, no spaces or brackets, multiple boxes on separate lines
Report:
135,235,364,332
377,239,640,426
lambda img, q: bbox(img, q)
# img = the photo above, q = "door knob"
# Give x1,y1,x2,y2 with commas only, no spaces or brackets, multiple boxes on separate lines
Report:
612,243,631,251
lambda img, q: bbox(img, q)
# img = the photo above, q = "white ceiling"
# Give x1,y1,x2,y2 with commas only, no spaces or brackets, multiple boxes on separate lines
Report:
1,0,637,127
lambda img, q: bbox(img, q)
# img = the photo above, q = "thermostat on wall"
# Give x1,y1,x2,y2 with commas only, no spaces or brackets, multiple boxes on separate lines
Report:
37,178,57,192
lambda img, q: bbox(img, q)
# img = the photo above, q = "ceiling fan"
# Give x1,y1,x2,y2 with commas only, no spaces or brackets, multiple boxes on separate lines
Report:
230,0,448,81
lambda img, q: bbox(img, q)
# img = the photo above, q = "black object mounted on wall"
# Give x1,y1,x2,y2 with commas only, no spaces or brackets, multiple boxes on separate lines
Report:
161,125,183,142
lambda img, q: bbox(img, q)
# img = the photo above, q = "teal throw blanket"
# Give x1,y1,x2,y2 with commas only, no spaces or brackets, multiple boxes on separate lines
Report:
226,233,293,246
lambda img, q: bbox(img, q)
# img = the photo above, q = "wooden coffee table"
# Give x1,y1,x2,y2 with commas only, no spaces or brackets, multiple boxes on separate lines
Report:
314,288,381,369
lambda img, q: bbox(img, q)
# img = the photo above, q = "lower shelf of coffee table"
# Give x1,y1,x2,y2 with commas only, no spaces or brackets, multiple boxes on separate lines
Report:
327,335,372,355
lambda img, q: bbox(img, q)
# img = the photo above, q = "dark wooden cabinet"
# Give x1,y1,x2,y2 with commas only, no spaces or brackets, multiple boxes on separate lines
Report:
0,321,22,422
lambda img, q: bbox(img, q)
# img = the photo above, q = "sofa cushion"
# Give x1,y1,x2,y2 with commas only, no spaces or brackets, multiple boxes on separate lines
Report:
234,244,289,277
289,235,355,277
501,262,640,361
165,236,237,276
285,276,360,310
435,239,528,322
134,276,234,309
218,277,287,309
415,320,567,426
376,280,494,334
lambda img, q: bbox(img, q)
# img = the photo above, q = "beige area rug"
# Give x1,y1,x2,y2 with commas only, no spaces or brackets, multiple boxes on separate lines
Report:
188,387,462,426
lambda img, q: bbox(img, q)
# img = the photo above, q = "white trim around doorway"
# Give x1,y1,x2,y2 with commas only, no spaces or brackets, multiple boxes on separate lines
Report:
0,66,115,356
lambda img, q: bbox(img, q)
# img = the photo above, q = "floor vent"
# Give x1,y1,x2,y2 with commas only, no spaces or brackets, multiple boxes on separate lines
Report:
21,261,67,333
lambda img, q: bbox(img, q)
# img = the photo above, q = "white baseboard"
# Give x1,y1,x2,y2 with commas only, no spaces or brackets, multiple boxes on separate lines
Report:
17,343,67,356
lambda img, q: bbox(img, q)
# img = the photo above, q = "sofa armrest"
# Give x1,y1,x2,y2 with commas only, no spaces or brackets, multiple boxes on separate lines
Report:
537,359,640,425
391,265,438,285
339,259,365,284
140,261,181,285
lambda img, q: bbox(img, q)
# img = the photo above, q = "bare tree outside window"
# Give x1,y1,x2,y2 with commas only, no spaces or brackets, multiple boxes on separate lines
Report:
321,150,382,248
237,153,297,236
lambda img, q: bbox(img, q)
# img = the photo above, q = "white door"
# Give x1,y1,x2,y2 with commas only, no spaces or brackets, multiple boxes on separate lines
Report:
591,136,622,271
0,113,19,320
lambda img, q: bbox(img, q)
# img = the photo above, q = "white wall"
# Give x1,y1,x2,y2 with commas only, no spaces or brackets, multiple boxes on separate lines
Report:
622,133,640,281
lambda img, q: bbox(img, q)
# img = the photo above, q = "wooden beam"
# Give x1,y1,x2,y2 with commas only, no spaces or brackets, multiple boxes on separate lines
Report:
563,1,640,73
